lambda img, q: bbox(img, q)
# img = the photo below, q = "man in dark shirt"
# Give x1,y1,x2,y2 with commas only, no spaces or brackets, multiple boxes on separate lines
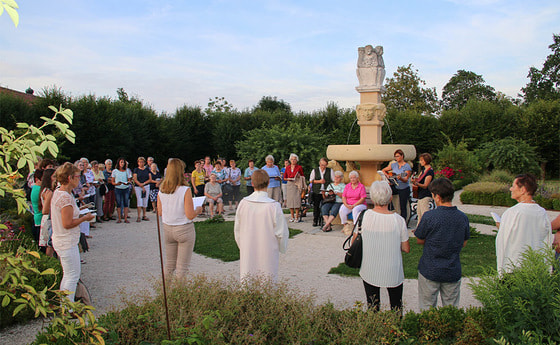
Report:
414,177,470,310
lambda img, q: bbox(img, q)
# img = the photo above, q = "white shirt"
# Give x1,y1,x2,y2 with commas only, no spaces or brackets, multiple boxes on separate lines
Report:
359,210,409,287
309,167,335,191
496,202,552,274
159,186,192,225
51,189,81,251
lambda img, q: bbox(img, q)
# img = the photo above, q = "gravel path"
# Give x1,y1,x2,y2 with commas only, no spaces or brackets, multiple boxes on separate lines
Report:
2,192,559,344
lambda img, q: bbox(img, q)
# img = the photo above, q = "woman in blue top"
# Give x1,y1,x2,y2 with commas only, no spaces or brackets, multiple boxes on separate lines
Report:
382,149,412,221
112,157,132,223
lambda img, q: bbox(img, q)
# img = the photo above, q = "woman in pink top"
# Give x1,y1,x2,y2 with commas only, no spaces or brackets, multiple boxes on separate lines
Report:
339,171,367,234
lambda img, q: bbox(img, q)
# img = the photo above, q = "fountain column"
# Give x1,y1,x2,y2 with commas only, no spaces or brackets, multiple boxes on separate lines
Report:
326,45,416,189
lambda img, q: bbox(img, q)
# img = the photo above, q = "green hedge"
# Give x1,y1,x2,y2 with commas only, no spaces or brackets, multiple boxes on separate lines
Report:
460,182,560,209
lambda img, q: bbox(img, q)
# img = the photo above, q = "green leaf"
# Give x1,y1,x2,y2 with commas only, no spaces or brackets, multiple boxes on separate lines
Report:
40,268,55,275
1,295,9,307
17,157,26,169
12,303,26,316
16,123,29,129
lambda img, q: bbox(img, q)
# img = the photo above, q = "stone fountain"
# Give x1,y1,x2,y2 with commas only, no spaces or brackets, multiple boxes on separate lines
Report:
326,45,416,188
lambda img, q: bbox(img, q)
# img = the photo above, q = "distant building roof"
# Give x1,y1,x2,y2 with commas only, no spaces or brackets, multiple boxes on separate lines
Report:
0,86,37,104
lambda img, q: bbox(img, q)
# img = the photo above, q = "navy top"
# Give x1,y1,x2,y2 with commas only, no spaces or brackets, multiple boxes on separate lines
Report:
103,170,115,191
133,167,151,184
415,206,470,282
149,171,162,190
417,168,434,199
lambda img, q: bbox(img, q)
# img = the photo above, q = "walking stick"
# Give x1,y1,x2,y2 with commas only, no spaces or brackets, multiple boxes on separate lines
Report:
156,212,172,340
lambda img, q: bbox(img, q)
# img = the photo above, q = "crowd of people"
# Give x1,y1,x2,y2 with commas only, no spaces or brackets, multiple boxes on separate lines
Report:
23,151,560,313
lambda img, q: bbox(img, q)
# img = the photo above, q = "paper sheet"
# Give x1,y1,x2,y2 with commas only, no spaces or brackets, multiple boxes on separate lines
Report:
193,196,206,209
490,212,501,223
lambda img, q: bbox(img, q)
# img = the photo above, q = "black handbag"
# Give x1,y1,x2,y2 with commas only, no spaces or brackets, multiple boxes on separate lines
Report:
342,210,367,268
322,184,336,203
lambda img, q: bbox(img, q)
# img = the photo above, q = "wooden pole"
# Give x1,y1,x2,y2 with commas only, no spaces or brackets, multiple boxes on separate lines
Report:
156,213,172,340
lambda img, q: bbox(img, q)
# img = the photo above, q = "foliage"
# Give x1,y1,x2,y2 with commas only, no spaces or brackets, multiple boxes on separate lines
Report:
438,99,519,149
441,70,497,110
99,275,405,345
402,306,495,344
383,64,439,114
1,248,106,344
205,96,234,113
465,214,495,226
329,231,496,279
433,140,481,186
0,0,18,27
478,137,541,176
254,96,291,113
382,109,445,156
516,99,560,176
0,105,75,222
478,170,516,185
470,248,560,344
522,33,560,103
194,221,301,262
235,123,327,173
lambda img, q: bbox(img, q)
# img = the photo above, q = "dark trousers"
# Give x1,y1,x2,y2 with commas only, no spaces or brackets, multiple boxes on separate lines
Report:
363,280,403,312
311,192,323,224
396,188,409,220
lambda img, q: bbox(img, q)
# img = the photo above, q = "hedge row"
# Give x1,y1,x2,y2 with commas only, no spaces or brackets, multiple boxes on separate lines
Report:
460,190,560,210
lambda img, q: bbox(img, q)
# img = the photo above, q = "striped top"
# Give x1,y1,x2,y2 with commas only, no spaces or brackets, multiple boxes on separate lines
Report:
359,210,409,287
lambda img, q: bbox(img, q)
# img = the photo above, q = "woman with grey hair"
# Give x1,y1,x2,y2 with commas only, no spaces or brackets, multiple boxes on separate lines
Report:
283,153,304,222
353,180,410,312
102,159,116,221
261,155,283,203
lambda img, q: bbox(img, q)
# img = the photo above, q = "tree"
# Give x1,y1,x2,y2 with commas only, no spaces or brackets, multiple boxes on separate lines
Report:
254,96,291,113
521,34,560,103
441,70,496,110
383,64,439,114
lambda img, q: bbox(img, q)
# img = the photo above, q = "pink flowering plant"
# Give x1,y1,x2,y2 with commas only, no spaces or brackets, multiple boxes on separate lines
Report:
435,167,465,180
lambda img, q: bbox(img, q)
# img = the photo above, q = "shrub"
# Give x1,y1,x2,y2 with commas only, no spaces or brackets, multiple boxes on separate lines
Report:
463,182,509,194
99,275,405,344
470,248,560,344
434,140,481,184
402,306,494,344
0,251,62,328
478,170,515,184
477,137,542,176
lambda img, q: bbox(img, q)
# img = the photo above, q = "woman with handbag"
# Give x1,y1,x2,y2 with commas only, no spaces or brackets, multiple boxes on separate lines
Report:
354,181,410,312
321,171,345,232
339,171,367,235
309,157,335,227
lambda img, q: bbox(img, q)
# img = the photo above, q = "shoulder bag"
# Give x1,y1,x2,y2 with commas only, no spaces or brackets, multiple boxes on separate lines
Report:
342,209,367,268
322,183,336,203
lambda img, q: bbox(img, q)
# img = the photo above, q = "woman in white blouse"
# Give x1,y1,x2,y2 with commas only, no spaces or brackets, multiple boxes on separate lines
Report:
353,180,410,312
50,162,95,302
157,158,202,278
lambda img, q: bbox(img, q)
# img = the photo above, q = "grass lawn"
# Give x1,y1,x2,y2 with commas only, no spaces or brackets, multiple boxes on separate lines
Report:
329,231,496,279
465,213,495,225
194,221,302,262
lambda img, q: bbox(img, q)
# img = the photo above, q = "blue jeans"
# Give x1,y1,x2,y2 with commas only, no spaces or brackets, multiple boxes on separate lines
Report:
115,188,130,209
321,202,342,217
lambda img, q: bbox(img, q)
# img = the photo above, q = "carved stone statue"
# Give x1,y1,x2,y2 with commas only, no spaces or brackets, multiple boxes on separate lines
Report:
356,45,386,91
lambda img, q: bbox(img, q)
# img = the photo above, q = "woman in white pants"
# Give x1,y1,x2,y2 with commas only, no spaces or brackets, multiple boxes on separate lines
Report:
51,162,94,302
339,171,368,234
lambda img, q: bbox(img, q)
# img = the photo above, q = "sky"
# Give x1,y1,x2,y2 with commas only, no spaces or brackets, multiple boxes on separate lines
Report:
1,0,559,114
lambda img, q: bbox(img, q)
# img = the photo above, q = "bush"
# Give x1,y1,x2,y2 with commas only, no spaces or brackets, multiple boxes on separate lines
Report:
479,170,515,184
402,306,495,344
470,248,560,344
477,137,542,176
0,252,62,328
99,275,405,344
434,140,481,184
